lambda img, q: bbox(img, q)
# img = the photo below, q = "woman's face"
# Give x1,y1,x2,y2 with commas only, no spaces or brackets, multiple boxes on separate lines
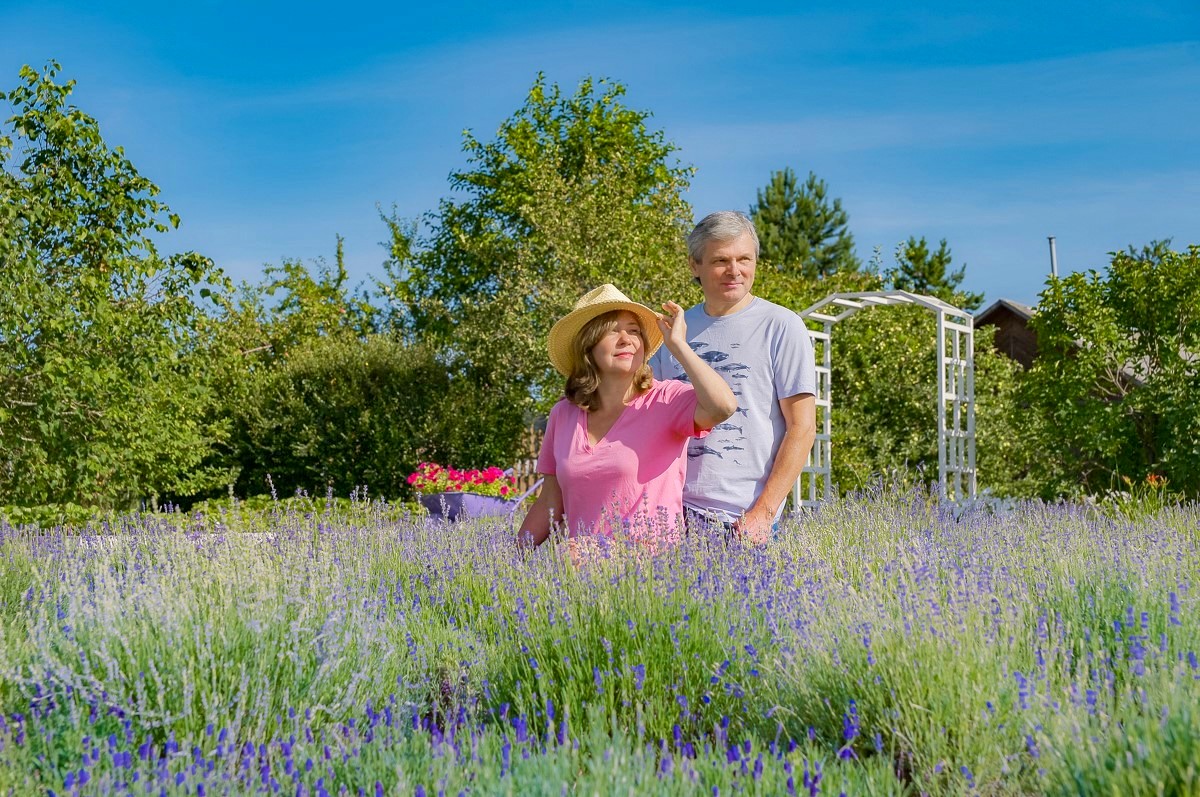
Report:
589,311,645,377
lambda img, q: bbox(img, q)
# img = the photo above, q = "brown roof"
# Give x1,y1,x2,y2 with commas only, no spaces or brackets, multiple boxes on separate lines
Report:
975,299,1038,368
975,298,1034,326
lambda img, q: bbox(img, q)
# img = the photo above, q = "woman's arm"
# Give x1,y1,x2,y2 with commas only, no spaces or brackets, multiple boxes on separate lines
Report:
656,301,737,430
516,474,563,549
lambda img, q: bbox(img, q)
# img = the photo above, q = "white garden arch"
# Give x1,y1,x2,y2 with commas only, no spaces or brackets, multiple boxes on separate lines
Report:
793,290,977,508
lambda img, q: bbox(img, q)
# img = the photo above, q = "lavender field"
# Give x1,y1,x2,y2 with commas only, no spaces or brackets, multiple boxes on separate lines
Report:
1,490,1197,796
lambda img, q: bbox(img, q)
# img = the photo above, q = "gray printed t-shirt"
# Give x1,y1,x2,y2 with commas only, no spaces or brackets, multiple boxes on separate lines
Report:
649,296,816,522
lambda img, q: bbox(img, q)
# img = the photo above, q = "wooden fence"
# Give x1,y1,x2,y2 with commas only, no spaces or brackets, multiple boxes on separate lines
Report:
508,424,544,492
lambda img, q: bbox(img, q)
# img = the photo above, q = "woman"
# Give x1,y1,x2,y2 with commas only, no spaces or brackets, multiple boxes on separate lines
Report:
517,284,737,551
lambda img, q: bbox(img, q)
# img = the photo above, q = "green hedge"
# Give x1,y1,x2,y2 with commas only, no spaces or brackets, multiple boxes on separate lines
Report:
227,333,527,502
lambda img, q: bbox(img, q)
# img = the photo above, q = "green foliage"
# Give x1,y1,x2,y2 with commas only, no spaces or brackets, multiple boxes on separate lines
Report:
755,265,1033,497
231,333,525,501
258,235,378,351
389,74,696,413
0,502,101,530
753,263,882,314
0,62,230,508
750,168,859,278
832,313,1032,496
887,236,983,311
187,242,386,501
1096,472,1182,521
188,493,425,526
1023,242,1200,497
971,326,1040,496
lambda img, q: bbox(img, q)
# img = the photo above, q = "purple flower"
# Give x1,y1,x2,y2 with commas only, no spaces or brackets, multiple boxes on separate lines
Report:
514,715,528,744
1014,671,1030,710
838,699,860,758
1130,637,1147,677
802,759,822,796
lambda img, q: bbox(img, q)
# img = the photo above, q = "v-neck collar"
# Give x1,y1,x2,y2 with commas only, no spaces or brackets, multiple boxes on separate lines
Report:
581,401,632,450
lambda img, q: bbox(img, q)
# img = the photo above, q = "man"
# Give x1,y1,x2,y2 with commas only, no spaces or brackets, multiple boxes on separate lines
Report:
650,210,817,542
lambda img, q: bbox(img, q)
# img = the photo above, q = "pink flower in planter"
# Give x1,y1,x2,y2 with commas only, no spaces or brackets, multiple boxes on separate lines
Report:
406,462,521,500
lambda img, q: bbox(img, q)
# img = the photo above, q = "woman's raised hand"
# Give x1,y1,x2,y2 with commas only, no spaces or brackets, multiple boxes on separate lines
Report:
657,299,737,430
656,300,688,353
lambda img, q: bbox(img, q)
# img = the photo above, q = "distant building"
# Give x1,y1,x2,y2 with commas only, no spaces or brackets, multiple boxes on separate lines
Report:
975,298,1037,368
977,297,1196,391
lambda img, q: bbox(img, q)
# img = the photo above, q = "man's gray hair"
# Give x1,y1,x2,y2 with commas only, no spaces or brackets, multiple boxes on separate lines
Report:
687,210,760,262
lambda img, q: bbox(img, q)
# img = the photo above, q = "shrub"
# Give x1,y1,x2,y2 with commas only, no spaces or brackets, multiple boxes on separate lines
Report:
230,333,527,501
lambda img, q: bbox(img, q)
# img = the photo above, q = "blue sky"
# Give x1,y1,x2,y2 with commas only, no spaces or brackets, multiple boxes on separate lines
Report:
3,1,1198,307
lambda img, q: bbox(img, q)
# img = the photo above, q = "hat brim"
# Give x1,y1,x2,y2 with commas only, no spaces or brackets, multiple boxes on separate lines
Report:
548,300,664,377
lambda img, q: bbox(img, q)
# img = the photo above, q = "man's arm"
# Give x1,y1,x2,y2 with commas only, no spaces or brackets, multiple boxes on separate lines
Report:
735,393,816,543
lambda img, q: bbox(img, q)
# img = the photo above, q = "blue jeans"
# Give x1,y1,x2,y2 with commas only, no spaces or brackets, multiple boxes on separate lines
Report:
684,507,780,542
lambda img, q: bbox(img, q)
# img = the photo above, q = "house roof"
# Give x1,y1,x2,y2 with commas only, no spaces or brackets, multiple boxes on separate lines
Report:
975,298,1035,325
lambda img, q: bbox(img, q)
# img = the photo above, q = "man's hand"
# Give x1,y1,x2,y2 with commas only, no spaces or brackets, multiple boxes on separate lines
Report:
734,505,774,544
733,393,815,545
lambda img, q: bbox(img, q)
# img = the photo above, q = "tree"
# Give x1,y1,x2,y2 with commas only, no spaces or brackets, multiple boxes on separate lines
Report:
749,168,859,279
389,75,696,419
0,62,229,508
197,242,379,500
1023,242,1200,497
887,236,983,311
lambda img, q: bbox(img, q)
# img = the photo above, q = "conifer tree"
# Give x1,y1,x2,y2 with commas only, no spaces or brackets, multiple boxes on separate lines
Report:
888,236,983,310
750,168,859,278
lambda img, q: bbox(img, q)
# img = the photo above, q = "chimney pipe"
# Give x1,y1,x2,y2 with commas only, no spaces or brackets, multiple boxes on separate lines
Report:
1048,236,1058,278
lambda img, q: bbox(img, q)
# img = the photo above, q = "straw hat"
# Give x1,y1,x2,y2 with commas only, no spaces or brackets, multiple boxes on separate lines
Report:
547,284,664,376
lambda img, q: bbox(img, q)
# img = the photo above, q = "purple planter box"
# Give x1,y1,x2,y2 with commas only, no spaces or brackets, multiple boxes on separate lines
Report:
419,491,519,522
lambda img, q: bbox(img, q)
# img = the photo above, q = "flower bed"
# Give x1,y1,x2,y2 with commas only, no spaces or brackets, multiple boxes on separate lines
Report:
2,489,1198,794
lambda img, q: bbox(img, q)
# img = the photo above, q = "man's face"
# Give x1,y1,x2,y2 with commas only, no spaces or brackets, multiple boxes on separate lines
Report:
690,232,757,310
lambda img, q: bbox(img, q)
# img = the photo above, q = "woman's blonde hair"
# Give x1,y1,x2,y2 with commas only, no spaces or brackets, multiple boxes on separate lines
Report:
565,310,653,412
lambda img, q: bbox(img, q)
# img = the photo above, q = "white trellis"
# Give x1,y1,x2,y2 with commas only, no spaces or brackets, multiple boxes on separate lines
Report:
793,290,977,508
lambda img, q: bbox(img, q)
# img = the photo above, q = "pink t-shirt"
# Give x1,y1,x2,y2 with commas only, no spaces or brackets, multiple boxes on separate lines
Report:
536,379,709,540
